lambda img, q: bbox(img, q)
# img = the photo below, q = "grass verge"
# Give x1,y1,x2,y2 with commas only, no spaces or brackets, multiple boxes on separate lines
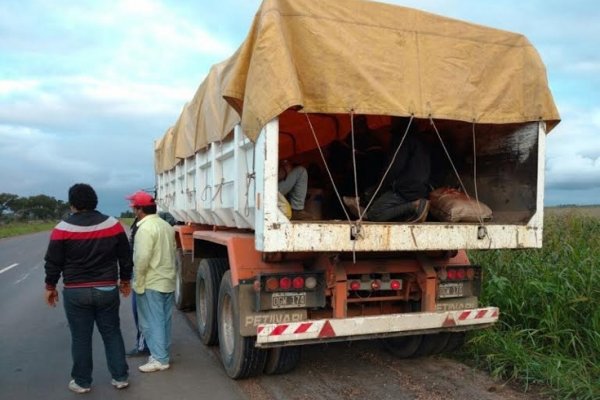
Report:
465,213,600,399
0,218,135,239
0,221,57,239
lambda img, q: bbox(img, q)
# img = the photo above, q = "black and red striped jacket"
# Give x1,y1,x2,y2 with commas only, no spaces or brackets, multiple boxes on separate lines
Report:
44,210,133,289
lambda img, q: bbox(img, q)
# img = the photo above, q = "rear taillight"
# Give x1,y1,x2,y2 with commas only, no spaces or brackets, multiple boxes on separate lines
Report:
437,266,474,281
349,280,361,290
437,268,448,280
279,277,292,290
266,277,279,291
466,268,475,280
292,276,305,289
305,276,317,289
348,277,402,291
261,274,321,291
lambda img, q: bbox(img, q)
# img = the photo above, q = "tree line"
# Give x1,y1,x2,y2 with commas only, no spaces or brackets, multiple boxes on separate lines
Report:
0,193,71,222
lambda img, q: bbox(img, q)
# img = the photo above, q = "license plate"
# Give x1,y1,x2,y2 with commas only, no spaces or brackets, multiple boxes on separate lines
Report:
438,283,464,298
271,292,306,309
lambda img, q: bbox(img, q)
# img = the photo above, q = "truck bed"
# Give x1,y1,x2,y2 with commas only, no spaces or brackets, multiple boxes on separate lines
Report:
156,118,545,252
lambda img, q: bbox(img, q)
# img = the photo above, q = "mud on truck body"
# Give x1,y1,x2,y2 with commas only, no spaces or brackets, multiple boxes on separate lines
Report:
154,0,559,379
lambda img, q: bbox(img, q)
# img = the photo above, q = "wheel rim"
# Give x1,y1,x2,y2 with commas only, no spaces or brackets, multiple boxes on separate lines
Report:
197,280,207,328
220,293,235,357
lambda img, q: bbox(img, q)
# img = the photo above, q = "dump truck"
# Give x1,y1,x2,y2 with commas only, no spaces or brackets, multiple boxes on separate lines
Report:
154,0,559,379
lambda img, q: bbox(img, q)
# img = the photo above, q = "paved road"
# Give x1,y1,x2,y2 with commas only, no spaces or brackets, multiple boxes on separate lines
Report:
0,231,245,400
0,231,546,400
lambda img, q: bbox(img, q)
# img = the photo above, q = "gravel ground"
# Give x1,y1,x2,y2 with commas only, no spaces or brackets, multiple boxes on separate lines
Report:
183,311,550,400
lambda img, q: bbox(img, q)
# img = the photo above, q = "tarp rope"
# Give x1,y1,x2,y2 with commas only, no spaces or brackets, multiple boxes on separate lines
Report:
430,117,489,238
357,116,414,222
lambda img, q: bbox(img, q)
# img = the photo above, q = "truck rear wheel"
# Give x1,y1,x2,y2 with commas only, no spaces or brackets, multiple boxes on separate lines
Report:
382,335,423,358
264,346,301,375
175,249,195,310
413,333,451,357
196,258,228,345
218,271,267,379
440,332,466,353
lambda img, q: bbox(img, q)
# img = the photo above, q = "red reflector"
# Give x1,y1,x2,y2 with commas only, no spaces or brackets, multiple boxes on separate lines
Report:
349,280,361,290
447,269,457,280
390,280,401,290
456,269,466,280
279,277,292,290
371,280,381,290
292,276,304,289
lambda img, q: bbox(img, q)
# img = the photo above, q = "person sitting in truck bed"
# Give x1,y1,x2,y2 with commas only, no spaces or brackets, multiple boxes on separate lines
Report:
344,116,431,222
278,159,314,220
327,115,385,219
336,115,386,197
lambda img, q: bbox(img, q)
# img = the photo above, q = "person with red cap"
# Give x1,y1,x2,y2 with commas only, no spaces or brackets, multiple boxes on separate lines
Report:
126,191,176,373
125,213,149,358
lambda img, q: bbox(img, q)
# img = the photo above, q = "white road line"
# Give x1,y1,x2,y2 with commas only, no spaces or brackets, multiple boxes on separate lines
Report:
0,263,19,274
15,272,30,284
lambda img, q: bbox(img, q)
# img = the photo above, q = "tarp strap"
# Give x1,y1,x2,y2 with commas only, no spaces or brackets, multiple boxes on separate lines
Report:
430,117,470,198
358,116,414,221
471,120,486,229
304,112,366,259
431,117,489,239
244,145,256,217
303,113,353,223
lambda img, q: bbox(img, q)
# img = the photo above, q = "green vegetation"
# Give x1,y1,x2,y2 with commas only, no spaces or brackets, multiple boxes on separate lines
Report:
121,217,135,227
465,213,600,399
0,221,57,239
0,192,70,221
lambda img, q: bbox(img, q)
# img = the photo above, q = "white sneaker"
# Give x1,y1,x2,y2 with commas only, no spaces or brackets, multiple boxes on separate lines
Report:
111,379,129,389
68,380,91,394
139,356,170,373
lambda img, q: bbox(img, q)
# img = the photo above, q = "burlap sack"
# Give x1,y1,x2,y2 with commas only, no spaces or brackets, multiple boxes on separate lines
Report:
429,187,492,222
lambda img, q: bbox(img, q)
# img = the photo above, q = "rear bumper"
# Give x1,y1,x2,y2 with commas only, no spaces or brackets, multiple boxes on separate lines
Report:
256,307,498,348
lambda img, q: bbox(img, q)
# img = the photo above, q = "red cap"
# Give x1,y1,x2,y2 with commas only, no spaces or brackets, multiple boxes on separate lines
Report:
126,191,155,207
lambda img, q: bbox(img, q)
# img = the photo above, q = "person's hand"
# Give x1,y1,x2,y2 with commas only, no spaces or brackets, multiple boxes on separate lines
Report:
45,288,59,307
119,280,131,297
278,160,292,180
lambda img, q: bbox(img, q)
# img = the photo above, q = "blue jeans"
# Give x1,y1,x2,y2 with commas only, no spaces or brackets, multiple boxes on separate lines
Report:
278,166,308,210
131,291,148,351
62,288,128,387
136,289,174,364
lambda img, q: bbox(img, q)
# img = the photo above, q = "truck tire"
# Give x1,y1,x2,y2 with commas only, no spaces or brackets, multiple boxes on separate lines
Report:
196,258,228,346
382,335,423,358
264,346,301,375
412,333,451,357
440,332,466,353
175,249,195,311
218,271,267,379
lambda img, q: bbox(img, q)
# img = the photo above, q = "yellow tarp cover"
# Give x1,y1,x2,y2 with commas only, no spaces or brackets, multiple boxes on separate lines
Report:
156,0,560,173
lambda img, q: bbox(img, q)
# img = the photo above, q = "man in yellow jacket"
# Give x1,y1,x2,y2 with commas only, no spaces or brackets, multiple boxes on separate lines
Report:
126,191,176,373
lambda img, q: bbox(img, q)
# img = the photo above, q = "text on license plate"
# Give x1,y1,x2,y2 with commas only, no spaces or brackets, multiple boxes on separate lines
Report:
271,292,306,309
438,283,464,298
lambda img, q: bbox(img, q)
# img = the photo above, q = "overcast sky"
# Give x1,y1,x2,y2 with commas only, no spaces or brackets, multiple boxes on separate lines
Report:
1,0,598,216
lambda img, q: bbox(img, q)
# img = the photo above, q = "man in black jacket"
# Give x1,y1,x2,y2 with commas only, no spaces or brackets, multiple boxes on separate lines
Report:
44,183,133,393
344,117,431,222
